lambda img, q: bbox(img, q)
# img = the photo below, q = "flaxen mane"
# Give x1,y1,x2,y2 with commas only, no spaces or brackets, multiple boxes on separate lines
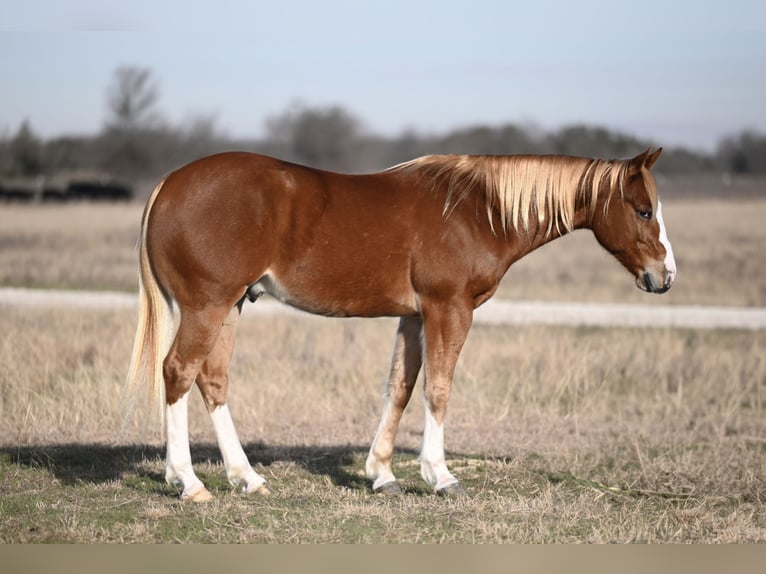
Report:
392,154,655,235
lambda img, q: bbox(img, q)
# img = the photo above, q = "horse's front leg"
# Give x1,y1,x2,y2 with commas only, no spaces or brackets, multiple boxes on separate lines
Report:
366,315,423,493
419,298,472,495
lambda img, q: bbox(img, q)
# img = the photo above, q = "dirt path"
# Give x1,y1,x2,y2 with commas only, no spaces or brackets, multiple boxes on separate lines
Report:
3,286,765,330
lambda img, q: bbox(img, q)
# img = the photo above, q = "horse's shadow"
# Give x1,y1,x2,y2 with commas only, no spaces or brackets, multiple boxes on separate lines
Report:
0,442,422,494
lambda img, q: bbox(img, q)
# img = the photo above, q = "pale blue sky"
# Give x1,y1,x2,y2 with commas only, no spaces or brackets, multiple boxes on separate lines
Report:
2,0,764,151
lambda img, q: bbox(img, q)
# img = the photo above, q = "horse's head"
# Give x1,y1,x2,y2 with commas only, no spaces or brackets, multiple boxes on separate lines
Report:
591,148,677,294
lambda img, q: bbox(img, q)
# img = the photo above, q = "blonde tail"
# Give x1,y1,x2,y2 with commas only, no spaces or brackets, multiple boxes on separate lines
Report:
125,179,173,426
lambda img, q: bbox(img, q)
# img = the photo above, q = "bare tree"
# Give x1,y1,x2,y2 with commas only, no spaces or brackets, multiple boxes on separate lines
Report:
265,103,363,171
100,66,165,181
717,131,766,174
9,120,43,176
105,66,161,132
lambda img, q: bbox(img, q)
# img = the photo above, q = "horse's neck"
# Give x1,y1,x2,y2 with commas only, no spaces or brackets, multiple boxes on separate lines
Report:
506,197,594,262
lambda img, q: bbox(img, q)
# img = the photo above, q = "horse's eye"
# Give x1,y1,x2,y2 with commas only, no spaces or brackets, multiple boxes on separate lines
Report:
635,209,652,220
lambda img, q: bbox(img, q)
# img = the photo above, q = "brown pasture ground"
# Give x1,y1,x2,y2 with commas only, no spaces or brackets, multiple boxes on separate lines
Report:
0,184,765,542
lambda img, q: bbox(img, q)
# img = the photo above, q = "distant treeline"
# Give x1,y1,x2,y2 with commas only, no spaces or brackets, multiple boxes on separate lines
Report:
1,67,764,196
3,105,764,184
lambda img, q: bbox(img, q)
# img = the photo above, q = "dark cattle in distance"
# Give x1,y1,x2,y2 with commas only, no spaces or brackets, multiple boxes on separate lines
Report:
1,175,133,203
0,179,39,202
66,180,133,201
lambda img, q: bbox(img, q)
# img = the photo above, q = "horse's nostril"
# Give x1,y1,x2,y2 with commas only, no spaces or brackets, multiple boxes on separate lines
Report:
664,269,676,289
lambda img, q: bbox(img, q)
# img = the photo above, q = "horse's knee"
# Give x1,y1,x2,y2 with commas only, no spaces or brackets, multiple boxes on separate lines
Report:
425,385,450,421
196,370,228,410
163,352,195,404
387,379,413,410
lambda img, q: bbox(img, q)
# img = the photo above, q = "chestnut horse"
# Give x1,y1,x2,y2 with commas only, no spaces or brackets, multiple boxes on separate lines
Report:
127,148,676,501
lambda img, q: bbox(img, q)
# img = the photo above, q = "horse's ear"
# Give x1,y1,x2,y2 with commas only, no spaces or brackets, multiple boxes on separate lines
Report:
629,148,651,172
644,147,663,170
629,147,662,172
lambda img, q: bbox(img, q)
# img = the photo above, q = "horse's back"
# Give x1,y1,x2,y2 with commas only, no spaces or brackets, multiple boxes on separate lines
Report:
146,152,433,315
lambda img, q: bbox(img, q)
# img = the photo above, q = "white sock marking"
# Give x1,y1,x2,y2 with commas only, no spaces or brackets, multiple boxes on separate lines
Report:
209,404,266,492
165,392,205,497
419,405,458,490
366,397,398,490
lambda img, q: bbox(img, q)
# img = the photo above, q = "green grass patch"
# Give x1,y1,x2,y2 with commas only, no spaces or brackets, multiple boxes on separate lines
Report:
2,443,763,543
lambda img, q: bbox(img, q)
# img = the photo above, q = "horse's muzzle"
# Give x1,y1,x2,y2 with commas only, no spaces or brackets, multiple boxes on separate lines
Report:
638,269,674,294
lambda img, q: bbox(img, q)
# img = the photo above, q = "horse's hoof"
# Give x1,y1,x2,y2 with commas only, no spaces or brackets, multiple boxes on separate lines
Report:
373,481,404,495
247,481,273,496
182,485,214,502
436,482,468,497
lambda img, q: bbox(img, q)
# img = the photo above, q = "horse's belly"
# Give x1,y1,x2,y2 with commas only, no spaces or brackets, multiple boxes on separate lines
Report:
249,269,418,318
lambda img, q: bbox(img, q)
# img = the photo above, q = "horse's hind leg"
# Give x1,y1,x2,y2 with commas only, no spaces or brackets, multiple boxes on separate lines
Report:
163,304,231,502
196,303,271,495
365,315,423,493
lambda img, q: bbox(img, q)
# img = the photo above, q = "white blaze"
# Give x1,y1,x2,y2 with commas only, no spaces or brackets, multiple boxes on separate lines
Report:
656,200,677,282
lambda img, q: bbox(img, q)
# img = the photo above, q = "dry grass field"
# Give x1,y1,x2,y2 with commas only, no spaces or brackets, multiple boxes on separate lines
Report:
1,306,764,542
0,185,765,542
